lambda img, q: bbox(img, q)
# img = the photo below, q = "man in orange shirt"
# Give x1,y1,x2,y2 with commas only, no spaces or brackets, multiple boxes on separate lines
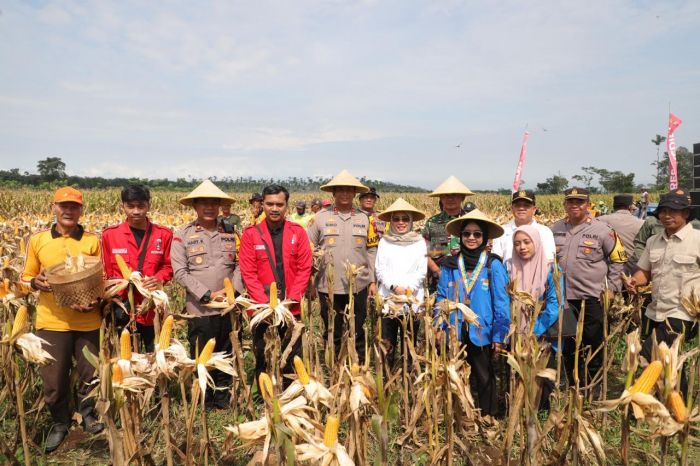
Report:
21,187,104,452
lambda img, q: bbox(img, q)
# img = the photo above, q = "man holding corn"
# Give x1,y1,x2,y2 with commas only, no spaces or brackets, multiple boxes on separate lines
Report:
20,187,104,452
171,180,237,410
624,189,700,398
239,184,312,383
307,170,377,363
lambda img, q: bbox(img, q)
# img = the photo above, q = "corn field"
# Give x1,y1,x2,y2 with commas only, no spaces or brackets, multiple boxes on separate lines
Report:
1,188,697,466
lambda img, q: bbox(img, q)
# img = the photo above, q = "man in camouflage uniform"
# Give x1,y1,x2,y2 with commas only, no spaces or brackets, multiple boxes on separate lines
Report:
358,186,385,243
307,170,377,363
551,187,627,393
422,176,475,290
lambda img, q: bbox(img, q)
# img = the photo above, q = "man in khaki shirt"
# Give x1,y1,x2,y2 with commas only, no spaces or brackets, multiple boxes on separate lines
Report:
626,189,700,397
171,180,237,410
307,170,377,363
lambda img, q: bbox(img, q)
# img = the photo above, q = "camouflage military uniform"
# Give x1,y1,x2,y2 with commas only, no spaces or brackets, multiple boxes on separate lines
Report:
422,209,464,290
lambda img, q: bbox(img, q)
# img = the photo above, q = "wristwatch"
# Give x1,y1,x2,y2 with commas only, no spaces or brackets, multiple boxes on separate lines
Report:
200,290,212,304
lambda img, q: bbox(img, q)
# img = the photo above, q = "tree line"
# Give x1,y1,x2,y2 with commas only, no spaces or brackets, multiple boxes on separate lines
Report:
0,157,427,193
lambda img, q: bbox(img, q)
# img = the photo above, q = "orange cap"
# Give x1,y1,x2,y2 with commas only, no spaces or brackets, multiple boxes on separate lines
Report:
53,187,83,205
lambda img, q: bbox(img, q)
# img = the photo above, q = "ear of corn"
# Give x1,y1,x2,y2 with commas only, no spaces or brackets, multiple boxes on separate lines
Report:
11,305,28,338
197,338,216,365
628,360,663,394
667,391,688,423
19,238,25,256
120,329,132,360
269,281,278,308
115,254,132,279
258,372,274,402
112,363,124,384
223,277,236,303
158,315,173,349
323,415,339,447
406,288,413,297
293,356,310,385
350,363,360,377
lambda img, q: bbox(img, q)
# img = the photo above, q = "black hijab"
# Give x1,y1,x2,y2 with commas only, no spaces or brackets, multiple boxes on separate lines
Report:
443,220,490,270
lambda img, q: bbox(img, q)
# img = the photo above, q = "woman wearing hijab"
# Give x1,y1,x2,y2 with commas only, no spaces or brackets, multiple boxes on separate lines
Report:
375,198,428,367
436,209,510,418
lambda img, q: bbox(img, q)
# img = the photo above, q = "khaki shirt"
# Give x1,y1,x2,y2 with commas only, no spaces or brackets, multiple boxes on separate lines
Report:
171,221,237,317
637,223,700,322
307,207,377,294
599,210,643,272
551,216,627,300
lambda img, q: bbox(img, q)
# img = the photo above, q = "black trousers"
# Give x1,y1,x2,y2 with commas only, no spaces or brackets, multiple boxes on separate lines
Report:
188,315,232,405
640,317,697,399
564,298,605,385
37,329,100,425
463,334,498,417
136,322,155,353
253,319,302,389
381,315,419,367
319,287,368,363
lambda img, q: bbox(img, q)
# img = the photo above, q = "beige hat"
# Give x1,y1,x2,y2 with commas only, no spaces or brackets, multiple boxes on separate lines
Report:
320,169,370,193
446,209,504,239
428,175,474,197
179,179,235,206
378,198,426,222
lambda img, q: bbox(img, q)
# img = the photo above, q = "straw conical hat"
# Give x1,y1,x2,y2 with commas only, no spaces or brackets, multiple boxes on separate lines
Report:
378,198,426,222
446,209,504,239
320,169,369,193
428,176,474,197
179,180,235,206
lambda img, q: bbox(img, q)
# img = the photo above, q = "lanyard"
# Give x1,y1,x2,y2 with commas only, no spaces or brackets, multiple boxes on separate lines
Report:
458,251,487,305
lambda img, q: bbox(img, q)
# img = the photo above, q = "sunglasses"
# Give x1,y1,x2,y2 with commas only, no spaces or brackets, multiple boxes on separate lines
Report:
461,230,483,239
392,216,411,223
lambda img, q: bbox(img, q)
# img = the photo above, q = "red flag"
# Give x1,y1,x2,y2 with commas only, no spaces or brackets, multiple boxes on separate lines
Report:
512,131,530,193
667,113,682,190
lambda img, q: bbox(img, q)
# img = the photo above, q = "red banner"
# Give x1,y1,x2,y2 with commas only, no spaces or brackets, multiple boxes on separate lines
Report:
512,131,530,193
667,113,682,190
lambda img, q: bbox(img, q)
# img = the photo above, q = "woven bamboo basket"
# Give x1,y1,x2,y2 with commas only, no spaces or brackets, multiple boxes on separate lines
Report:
46,256,104,309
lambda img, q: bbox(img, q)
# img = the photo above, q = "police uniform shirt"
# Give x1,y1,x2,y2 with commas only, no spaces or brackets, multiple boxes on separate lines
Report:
307,207,377,294
550,216,627,300
171,221,237,317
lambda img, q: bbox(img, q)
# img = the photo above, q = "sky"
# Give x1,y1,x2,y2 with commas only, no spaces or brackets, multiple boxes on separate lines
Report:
1,0,699,190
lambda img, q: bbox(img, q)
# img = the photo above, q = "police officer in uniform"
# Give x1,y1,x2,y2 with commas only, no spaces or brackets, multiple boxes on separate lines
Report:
598,194,643,273
171,180,237,410
358,187,385,240
307,170,377,363
422,176,475,290
550,187,627,393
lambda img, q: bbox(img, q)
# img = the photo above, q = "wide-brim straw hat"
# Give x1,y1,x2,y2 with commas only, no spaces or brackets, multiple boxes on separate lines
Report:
320,169,369,193
428,175,475,197
378,197,426,222
446,209,504,239
179,180,235,206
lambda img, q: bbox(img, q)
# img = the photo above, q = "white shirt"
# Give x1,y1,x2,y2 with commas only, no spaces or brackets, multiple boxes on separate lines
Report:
491,219,557,269
375,237,427,314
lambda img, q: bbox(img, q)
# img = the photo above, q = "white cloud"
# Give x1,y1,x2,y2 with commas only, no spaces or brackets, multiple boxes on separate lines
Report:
222,127,385,152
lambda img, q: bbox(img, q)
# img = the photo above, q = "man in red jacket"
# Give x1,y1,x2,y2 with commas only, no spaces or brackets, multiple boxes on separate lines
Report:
102,185,173,352
239,184,312,384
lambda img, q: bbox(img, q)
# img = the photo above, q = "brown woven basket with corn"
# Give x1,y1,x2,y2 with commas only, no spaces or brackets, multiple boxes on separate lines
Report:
46,255,104,309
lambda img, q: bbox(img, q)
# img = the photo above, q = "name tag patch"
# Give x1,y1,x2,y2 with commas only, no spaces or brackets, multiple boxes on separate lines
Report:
112,248,128,254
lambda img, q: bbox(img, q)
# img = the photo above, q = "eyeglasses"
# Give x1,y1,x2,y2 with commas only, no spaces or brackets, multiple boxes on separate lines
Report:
461,230,483,239
392,216,411,223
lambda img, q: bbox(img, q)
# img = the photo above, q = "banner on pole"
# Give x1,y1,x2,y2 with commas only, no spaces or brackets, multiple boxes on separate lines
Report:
512,131,530,193
667,113,682,190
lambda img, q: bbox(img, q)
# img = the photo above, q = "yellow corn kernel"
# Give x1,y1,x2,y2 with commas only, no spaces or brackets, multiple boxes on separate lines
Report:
120,329,132,361
323,415,339,447
197,338,216,365
667,391,688,423
223,277,236,303
11,305,28,338
269,282,278,308
112,363,124,384
258,372,274,402
293,356,310,385
158,315,173,350
629,360,663,394
115,254,132,279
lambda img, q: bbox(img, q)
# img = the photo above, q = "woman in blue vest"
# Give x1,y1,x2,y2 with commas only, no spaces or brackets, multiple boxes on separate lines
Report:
436,209,510,418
